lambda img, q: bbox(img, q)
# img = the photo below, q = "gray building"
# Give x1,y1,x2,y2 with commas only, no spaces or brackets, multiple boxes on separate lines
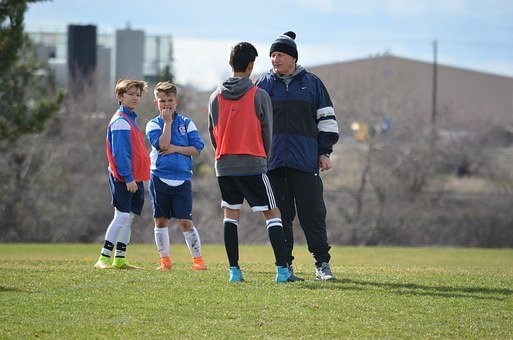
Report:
29,27,173,91
112,28,144,85
308,54,513,138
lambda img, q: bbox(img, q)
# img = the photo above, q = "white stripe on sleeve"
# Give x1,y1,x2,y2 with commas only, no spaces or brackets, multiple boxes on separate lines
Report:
145,120,161,134
110,119,131,131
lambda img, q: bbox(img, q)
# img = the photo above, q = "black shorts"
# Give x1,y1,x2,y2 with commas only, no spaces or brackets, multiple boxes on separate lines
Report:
217,174,277,212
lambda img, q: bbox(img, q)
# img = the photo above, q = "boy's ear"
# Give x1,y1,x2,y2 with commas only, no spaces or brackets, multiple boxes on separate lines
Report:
246,61,254,73
153,98,158,107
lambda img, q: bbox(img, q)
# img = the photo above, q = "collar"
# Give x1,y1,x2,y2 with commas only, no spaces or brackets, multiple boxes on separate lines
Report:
118,105,137,117
274,65,304,80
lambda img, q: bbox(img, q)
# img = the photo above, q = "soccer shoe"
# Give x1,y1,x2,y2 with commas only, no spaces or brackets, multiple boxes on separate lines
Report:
288,264,305,282
94,255,113,269
229,266,243,282
156,256,172,271
316,262,335,281
276,265,292,283
112,257,139,270
192,257,207,271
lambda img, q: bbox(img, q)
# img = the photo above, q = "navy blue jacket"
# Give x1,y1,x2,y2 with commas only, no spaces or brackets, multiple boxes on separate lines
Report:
256,67,339,174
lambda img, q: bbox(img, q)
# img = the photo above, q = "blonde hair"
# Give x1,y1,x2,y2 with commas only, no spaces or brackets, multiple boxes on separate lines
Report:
115,79,148,98
154,81,178,98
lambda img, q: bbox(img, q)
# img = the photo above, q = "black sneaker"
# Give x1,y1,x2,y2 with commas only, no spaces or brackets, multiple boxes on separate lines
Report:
287,264,305,282
316,262,335,281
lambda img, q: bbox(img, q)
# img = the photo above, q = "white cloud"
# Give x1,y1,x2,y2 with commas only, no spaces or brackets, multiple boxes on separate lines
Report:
173,38,233,91
173,36,513,92
173,38,271,91
172,38,387,91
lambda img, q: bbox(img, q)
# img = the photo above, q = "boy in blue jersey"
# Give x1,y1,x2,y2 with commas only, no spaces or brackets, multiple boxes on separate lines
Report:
146,82,207,271
95,79,150,270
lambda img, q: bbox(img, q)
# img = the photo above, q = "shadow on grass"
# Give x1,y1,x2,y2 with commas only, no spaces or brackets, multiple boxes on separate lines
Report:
301,278,512,300
0,285,23,293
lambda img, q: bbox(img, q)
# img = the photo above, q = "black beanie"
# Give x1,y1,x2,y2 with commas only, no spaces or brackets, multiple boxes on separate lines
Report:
269,31,298,60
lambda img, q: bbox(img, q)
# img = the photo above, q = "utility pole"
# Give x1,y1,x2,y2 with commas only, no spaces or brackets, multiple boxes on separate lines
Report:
432,40,438,128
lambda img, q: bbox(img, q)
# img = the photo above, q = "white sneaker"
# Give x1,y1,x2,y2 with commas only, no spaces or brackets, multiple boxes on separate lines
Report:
316,262,335,281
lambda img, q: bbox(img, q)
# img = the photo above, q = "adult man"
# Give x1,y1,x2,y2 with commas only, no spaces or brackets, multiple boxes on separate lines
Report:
208,42,293,283
256,31,340,281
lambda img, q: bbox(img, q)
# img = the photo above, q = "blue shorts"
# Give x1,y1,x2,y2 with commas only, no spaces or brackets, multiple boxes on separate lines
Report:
108,172,145,215
149,175,193,220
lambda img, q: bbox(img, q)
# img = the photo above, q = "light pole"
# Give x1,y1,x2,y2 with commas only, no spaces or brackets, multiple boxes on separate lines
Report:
432,40,438,128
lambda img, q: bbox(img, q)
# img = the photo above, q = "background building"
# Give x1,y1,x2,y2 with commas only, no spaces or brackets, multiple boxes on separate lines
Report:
113,28,144,83
29,25,173,92
308,54,513,141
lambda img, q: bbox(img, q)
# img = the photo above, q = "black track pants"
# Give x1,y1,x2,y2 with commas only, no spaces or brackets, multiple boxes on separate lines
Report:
268,167,331,267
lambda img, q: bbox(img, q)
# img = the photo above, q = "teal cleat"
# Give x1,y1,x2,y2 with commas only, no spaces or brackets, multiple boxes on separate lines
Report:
287,264,305,282
229,266,243,282
276,265,292,283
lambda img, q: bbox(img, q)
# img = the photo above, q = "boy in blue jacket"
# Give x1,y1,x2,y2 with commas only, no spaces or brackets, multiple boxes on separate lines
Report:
95,79,150,270
146,82,207,271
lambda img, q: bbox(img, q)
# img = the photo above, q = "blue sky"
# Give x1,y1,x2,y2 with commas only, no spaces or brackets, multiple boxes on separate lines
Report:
25,0,513,90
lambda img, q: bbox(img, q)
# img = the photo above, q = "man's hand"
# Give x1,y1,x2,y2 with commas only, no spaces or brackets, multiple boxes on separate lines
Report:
318,154,333,172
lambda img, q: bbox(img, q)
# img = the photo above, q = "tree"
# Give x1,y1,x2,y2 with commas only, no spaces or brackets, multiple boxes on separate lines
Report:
0,0,64,143
0,0,64,240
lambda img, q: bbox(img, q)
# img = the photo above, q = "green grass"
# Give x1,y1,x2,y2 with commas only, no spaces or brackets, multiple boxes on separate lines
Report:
1,244,512,338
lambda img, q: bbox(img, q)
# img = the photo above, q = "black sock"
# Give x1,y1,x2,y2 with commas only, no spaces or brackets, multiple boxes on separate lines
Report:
268,225,287,267
223,221,239,267
115,242,127,258
101,240,114,257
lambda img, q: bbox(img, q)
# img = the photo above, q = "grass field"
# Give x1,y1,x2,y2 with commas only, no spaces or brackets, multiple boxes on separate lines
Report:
1,244,512,338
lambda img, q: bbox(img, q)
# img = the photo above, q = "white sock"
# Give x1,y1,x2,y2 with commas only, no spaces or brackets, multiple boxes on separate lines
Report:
266,217,283,229
154,227,170,258
184,227,202,258
102,209,131,257
114,212,134,258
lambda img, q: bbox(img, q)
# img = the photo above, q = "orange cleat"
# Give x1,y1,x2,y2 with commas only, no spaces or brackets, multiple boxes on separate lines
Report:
192,256,207,271
156,256,172,271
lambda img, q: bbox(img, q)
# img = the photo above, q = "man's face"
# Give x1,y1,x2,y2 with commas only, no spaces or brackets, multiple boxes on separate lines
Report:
271,51,296,76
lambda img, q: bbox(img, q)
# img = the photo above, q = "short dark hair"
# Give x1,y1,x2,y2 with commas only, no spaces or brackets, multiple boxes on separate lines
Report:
230,42,258,72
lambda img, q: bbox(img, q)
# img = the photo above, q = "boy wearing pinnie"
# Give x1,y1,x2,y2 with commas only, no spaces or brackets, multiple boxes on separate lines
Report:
95,79,150,269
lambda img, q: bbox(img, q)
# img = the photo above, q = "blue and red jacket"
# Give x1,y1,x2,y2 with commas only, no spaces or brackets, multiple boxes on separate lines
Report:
106,105,150,183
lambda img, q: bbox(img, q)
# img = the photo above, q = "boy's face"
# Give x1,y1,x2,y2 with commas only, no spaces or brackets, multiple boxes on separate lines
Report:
117,87,142,110
154,92,178,113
